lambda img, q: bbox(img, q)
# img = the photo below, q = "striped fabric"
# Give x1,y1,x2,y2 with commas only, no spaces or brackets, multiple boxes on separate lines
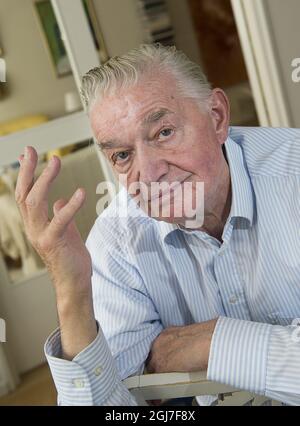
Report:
45,126,300,406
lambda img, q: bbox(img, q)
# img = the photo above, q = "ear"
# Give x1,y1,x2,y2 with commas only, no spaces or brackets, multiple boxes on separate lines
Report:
208,88,230,145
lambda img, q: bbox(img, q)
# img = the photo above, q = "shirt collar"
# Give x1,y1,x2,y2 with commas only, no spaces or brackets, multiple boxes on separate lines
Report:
224,133,254,227
157,221,179,241
157,131,254,242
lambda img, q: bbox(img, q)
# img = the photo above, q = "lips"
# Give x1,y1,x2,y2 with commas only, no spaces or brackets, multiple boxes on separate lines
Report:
150,182,181,200
147,174,193,203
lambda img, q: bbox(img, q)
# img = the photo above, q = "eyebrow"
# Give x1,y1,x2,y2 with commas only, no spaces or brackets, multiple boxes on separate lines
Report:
142,108,174,126
96,139,121,151
96,108,174,150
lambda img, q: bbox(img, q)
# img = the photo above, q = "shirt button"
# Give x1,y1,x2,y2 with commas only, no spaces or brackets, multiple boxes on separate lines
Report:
94,366,102,376
72,378,85,388
229,296,238,304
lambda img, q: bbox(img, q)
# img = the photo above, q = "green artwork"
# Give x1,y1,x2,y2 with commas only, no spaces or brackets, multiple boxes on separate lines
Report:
35,0,71,77
35,0,108,77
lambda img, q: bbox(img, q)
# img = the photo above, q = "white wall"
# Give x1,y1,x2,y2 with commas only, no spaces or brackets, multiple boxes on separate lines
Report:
0,0,203,127
264,0,300,127
0,0,77,124
0,0,147,125
165,0,203,67
92,0,145,57
92,0,202,63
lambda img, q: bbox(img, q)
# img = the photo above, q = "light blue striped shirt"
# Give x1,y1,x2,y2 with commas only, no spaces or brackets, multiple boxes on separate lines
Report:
45,126,300,406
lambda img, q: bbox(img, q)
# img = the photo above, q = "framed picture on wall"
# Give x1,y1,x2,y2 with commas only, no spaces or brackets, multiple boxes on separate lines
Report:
34,0,72,77
82,0,109,64
34,0,108,78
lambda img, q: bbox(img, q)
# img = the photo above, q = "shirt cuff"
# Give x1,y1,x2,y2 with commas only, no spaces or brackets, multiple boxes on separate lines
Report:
207,316,273,395
44,322,119,405
264,324,300,405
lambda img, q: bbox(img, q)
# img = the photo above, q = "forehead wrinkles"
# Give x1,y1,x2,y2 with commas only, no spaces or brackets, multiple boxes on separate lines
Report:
91,96,132,141
93,88,181,142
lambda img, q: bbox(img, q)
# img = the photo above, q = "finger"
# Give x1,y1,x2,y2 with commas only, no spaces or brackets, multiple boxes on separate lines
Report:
53,198,79,236
15,146,38,213
53,198,68,215
24,155,61,228
48,188,86,239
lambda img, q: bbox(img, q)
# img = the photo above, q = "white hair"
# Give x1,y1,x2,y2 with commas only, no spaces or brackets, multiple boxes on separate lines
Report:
80,43,212,113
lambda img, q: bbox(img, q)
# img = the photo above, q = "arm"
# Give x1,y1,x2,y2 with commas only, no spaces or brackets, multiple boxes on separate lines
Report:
207,316,300,405
148,315,300,405
44,216,163,405
15,147,145,405
15,147,97,360
146,319,217,374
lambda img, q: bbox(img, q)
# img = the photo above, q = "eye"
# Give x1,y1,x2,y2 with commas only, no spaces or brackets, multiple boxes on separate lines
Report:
158,128,174,139
111,151,130,165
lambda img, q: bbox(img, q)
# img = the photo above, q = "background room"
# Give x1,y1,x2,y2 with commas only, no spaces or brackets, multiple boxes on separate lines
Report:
0,0,299,405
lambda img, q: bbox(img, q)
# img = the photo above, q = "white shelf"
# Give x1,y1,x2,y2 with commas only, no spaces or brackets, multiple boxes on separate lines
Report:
7,266,48,287
0,111,93,167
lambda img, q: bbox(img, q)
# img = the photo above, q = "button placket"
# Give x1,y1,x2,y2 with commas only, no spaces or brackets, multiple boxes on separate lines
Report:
94,366,102,376
213,248,249,318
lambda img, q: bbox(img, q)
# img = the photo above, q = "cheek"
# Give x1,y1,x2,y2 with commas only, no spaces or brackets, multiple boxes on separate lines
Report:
175,143,214,179
119,168,140,193
182,125,221,177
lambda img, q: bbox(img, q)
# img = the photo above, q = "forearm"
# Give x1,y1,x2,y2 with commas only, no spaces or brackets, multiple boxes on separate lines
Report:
147,319,217,373
46,282,138,405
55,280,97,361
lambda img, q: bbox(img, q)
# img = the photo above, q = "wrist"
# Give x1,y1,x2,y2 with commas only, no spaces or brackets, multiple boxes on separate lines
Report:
54,274,92,301
56,289,97,360
56,287,93,318
205,318,218,367
196,318,218,370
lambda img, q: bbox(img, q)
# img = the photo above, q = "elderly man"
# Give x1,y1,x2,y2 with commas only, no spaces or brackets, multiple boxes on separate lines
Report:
16,44,300,406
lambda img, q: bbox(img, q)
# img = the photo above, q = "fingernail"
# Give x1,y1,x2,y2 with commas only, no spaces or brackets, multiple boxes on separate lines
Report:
49,156,56,166
75,188,83,199
24,147,30,160
18,155,24,165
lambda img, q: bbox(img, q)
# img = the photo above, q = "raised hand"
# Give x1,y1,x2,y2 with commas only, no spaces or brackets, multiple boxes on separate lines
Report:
15,146,97,359
15,146,92,293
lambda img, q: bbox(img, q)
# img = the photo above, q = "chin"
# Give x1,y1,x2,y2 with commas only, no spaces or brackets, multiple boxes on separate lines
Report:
150,214,184,225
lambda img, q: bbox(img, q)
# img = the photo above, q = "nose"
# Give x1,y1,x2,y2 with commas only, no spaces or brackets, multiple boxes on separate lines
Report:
137,145,169,185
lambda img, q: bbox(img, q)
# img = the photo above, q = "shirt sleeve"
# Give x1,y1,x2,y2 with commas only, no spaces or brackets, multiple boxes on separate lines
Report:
44,322,138,406
44,216,163,405
207,316,300,405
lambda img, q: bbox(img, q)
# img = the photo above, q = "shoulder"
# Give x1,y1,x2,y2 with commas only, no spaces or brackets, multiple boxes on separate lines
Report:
229,126,300,177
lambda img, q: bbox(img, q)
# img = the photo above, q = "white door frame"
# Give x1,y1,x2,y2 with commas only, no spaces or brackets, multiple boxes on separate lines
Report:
231,0,292,127
51,0,116,191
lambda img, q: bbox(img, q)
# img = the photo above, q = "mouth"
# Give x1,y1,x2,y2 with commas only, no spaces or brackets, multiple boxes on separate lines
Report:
147,174,193,203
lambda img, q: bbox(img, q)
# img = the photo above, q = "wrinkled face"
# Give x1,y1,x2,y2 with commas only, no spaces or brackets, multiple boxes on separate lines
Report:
90,72,230,226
